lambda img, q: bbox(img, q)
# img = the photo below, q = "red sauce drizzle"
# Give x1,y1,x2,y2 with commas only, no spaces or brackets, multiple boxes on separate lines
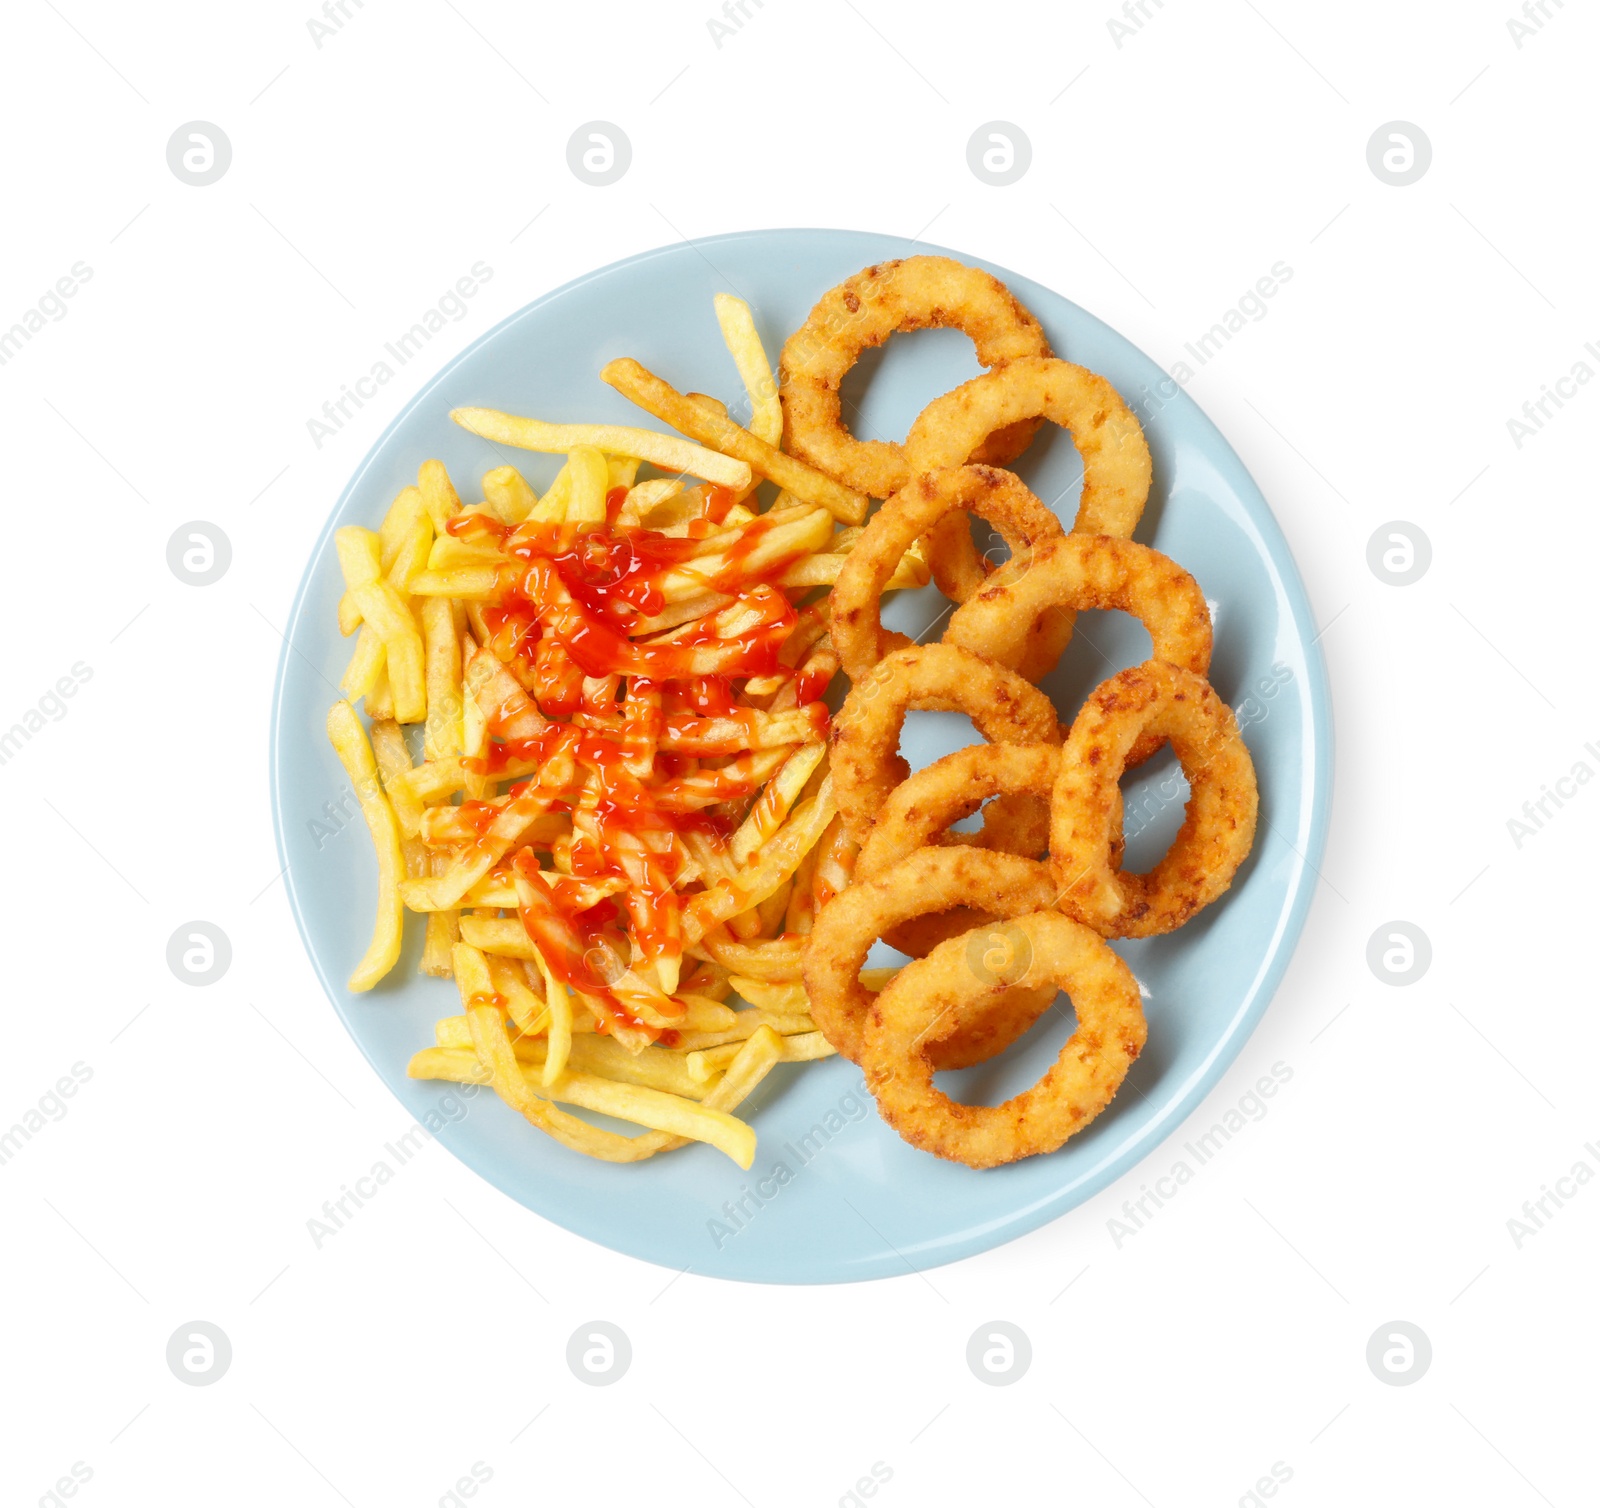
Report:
454,509,829,1042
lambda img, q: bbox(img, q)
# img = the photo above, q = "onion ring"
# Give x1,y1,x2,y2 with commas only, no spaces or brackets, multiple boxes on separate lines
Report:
1051,661,1258,938
858,744,1060,878
858,909,1146,1169
831,465,1065,681
779,257,1052,499
856,743,1122,957
803,847,1059,1066
830,643,1061,849
904,356,1151,602
861,743,1058,960
943,533,1213,762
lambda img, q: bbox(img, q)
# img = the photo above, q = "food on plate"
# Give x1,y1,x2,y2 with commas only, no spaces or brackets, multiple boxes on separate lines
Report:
803,847,1061,1067
324,700,405,991
1050,661,1258,938
855,744,1061,878
858,910,1146,1169
905,355,1152,606
600,357,868,524
829,643,1060,850
324,290,944,1168
779,255,1052,499
318,251,1263,1177
830,464,1065,681
942,533,1214,737
852,741,1068,962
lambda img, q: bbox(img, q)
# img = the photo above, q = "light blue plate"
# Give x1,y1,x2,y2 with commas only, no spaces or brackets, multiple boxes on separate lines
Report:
270,229,1332,1284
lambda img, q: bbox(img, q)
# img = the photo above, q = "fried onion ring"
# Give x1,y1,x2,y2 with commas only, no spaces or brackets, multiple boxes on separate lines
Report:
904,356,1152,603
779,257,1052,499
943,533,1213,762
859,743,1060,959
803,847,1059,1066
858,744,1060,878
1051,661,1258,938
858,909,1146,1169
856,743,1124,958
831,465,1066,681
830,643,1061,849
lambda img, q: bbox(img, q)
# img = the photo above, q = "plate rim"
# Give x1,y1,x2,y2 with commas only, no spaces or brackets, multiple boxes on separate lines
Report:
268,226,1335,1284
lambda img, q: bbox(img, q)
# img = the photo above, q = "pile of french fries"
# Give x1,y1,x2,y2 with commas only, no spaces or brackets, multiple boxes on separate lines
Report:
323,295,926,1168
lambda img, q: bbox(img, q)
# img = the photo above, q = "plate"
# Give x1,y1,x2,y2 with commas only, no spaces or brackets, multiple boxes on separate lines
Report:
270,229,1332,1284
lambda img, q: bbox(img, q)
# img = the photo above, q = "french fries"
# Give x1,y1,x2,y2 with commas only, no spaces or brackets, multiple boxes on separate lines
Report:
325,293,941,1167
325,701,405,991
713,293,782,447
450,408,752,491
600,358,868,524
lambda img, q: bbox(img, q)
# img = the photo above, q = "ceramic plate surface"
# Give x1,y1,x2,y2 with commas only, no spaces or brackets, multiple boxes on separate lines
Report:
270,229,1332,1283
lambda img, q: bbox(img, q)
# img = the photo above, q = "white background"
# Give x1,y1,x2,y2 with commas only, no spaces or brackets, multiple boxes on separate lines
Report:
2,1,1596,1504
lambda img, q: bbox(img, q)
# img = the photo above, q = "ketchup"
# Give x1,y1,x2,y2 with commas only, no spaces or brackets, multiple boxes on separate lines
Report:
456,508,828,1043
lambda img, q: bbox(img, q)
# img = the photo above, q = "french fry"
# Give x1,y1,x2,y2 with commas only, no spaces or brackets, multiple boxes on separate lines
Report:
336,488,431,631
564,445,610,524
527,941,573,1084
417,458,462,532
463,639,544,739
336,527,426,722
616,477,683,527
340,624,386,701
686,1029,835,1083
455,946,647,1161
730,744,827,867
694,930,805,980
728,976,807,1014
453,945,757,1166
433,1010,598,1048
549,1070,756,1167
428,534,500,570
411,1043,752,1162
631,591,735,636
421,893,459,978
713,292,781,446
684,779,837,942
421,596,462,760
366,718,428,879
667,1013,815,1052
414,1036,715,1099
774,550,930,590
600,358,867,523
785,845,819,935
400,780,562,911
409,566,500,599
650,507,834,602
486,952,541,1034
451,406,752,491
335,525,381,593
364,664,394,720
482,465,536,524
351,581,426,722
384,490,433,593
419,808,463,979
326,701,405,991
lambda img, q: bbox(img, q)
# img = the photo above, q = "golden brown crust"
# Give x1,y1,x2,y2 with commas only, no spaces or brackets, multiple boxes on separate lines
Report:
907,356,1152,603
1050,661,1258,938
859,909,1147,1168
779,257,1052,498
830,643,1061,849
944,534,1213,761
831,465,1066,682
802,847,1059,1067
